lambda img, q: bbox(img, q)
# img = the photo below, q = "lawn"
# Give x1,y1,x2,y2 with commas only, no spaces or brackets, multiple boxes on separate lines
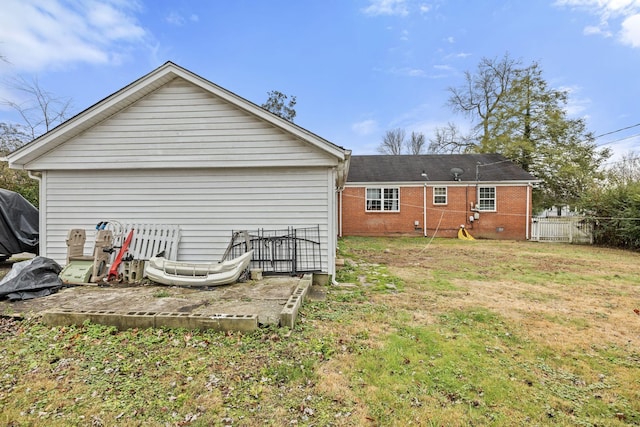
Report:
1,237,639,426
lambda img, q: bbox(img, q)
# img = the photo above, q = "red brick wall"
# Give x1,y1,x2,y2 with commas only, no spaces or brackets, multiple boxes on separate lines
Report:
339,184,532,240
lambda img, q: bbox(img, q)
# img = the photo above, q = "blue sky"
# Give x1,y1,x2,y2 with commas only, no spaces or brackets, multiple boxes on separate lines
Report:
1,0,639,162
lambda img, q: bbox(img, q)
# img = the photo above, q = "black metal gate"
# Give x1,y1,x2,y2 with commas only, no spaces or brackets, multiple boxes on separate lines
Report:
223,226,322,275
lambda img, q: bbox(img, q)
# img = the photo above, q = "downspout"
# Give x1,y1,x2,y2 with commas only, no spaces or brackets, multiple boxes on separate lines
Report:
339,190,343,237
423,183,427,237
333,187,344,286
333,152,350,286
28,171,44,256
526,182,531,240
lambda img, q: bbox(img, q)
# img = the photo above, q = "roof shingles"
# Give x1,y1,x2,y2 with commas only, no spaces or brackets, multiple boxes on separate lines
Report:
346,154,537,183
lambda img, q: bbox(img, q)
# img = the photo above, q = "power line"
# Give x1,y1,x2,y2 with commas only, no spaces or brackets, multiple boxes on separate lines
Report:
593,122,640,140
596,132,640,148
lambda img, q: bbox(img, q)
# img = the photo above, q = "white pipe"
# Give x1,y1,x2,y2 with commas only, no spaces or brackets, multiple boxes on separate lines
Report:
526,183,531,239
27,171,44,256
423,183,427,237
339,190,343,237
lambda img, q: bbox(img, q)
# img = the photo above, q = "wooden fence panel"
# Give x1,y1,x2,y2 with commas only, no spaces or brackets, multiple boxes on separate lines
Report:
531,217,593,243
109,223,181,260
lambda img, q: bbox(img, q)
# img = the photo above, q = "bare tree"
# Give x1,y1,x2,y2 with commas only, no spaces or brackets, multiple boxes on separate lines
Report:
447,53,520,149
606,151,640,187
428,122,473,154
407,131,426,155
378,128,405,155
2,75,73,139
0,122,29,154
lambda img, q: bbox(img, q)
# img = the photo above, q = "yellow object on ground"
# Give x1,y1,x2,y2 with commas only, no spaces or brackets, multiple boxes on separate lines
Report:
457,227,475,240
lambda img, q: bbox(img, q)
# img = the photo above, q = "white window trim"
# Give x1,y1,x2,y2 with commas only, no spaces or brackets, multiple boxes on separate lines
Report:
477,186,497,212
365,187,400,212
433,186,447,205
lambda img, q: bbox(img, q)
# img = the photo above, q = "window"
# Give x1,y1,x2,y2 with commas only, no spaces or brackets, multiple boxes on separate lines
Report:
366,187,399,212
478,187,496,211
433,186,447,205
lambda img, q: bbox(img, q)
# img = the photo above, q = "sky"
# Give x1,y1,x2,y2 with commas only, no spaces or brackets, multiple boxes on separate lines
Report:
1,0,639,163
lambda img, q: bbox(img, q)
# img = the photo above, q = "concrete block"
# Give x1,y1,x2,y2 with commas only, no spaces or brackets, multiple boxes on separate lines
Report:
312,272,330,286
154,312,193,329
189,313,258,332
280,277,312,329
42,309,83,327
250,269,263,280
43,310,258,332
98,311,156,330
123,260,146,283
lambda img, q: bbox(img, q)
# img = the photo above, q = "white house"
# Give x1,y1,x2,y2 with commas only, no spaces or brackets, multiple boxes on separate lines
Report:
7,62,350,277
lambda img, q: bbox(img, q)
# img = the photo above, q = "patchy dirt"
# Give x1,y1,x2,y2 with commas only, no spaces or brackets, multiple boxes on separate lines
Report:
350,239,640,350
0,259,303,325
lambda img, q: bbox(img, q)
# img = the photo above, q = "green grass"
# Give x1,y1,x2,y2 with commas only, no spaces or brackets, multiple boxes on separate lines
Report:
1,237,639,425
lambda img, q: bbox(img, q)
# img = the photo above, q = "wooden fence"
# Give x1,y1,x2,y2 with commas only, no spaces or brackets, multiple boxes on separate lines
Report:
531,217,593,244
109,223,181,260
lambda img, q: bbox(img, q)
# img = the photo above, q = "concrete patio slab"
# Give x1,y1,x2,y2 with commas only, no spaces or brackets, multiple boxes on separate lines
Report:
0,274,318,331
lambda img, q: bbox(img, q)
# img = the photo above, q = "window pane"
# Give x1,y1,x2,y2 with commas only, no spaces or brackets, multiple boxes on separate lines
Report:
433,187,447,204
384,188,399,211
367,188,381,199
366,188,381,211
366,187,399,211
478,187,496,211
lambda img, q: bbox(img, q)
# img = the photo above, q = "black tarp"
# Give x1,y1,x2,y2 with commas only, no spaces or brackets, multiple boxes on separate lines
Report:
0,189,39,257
0,257,63,301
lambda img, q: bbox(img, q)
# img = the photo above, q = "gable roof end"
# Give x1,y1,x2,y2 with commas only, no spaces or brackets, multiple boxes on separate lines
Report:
8,61,348,168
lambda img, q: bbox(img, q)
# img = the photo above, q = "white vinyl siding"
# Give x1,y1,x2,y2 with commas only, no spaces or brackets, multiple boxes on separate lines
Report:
27,78,336,170
42,167,331,272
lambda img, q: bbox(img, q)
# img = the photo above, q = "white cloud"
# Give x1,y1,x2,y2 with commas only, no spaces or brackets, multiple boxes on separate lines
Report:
444,51,472,59
419,4,432,14
352,119,379,136
555,0,640,47
166,11,199,26
390,67,427,77
583,24,613,36
558,85,592,117
0,0,149,72
620,13,640,46
434,64,454,71
362,0,409,17
166,11,186,26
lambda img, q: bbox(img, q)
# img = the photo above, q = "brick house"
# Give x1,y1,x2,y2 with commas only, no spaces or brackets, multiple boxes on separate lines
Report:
339,154,539,240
